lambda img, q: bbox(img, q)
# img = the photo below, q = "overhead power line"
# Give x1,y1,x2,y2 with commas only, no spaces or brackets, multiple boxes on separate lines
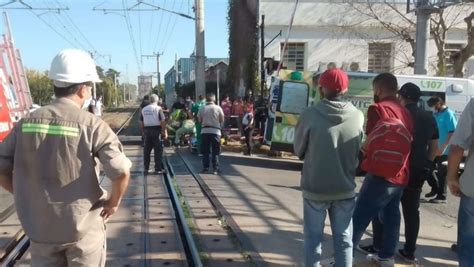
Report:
122,0,143,73
155,0,176,53
152,0,167,53
30,10,76,47
0,0,68,11
53,0,96,52
161,0,186,54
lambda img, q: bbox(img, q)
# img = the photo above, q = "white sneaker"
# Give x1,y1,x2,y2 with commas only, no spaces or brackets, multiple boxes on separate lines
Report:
320,257,335,266
366,254,394,267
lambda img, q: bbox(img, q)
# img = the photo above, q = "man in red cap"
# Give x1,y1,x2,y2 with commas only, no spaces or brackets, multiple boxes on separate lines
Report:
294,68,364,267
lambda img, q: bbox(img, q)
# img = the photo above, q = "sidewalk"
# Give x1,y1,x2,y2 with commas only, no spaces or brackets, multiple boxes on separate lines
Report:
179,149,458,266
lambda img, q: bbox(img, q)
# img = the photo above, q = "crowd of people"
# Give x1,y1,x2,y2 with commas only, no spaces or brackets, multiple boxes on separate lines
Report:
1,48,472,267
138,91,265,175
295,68,471,267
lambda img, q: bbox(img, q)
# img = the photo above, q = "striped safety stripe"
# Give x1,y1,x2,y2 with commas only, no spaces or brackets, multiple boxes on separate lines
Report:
22,123,79,137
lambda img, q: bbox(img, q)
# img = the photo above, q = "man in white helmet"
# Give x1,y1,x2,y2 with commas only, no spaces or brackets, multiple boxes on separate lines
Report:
0,49,131,266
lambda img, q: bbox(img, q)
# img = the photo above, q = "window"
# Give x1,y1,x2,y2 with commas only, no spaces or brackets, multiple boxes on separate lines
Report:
368,43,392,73
445,43,464,76
279,81,309,114
281,43,305,71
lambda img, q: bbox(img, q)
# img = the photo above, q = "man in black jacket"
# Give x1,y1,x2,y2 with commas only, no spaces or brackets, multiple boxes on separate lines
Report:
397,83,439,262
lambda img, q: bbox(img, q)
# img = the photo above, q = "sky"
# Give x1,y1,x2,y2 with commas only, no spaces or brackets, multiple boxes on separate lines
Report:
3,0,229,86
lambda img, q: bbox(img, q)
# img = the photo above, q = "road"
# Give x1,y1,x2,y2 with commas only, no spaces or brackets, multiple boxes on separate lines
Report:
180,149,459,266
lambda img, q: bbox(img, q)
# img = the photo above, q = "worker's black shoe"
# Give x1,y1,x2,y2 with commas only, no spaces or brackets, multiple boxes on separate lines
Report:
425,190,437,198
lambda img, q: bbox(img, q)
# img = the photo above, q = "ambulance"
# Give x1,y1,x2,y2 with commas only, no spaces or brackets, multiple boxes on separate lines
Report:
265,70,474,153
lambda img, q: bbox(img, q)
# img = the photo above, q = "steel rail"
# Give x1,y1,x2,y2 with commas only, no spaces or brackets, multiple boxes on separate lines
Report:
164,156,203,267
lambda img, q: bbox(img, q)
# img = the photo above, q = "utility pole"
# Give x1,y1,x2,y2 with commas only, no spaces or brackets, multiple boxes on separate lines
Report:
114,73,117,106
194,0,206,100
89,51,99,99
142,53,162,91
123,84,126,104
260,14,265,101
217,68,220,102
414,9,430,75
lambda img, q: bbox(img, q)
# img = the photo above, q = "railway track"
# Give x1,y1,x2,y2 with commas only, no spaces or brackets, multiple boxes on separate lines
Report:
2,106,248,266
165,150,250,266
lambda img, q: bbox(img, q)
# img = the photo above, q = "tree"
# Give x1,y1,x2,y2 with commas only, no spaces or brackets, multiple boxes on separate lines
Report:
105,68,120,80
27,69,53,105
96,77,116,107
227,0,259,97
152,84,165,99
96,66,105,80
348,3,473,76
452,11,474,77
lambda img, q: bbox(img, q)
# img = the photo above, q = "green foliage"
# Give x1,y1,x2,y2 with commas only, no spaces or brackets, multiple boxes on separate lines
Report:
105,68,120,79
96,66,105,80
27,69,53,105
96,77,116,107
226,0,259,96
152,84,165,99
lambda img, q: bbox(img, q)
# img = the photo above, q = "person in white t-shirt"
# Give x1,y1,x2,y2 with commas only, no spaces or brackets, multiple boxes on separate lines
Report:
140,94,167,174
197,93,224,174
242,105,254,155
95,96,103,117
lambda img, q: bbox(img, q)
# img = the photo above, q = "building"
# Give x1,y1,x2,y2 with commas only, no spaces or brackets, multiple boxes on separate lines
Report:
260,0,474,78
164,57,228,106
205,61,229,83
138,75,153,100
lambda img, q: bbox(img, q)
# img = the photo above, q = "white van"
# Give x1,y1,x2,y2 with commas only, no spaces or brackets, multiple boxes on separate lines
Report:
343,72,474,119
396,74,474,118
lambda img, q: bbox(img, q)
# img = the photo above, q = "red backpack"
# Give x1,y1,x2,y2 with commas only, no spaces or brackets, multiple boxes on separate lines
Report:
361,105,412,178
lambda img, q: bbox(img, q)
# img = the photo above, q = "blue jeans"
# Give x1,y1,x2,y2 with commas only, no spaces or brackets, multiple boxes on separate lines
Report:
304,197,355,267
352,174,404,259
458,194,474,267
201,133,221,169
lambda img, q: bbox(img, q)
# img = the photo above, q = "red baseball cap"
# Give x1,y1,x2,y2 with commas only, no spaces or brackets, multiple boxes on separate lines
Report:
319,68,349,94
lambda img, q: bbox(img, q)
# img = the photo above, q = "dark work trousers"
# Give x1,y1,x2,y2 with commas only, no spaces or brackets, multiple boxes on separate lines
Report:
400,168,426,255
201,133,221,170
426,155,448,199
143,126,163,172
243,127,253,154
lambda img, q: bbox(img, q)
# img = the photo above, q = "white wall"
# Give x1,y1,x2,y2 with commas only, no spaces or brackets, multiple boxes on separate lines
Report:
261,1,473,77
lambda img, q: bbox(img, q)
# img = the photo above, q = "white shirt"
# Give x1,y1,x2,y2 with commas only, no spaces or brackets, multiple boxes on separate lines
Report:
142,103,165,127
198,103,224,135
450,98,474,197
95,100,103,116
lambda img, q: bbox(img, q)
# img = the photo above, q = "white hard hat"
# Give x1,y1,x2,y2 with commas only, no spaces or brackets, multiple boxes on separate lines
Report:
48,49,102,84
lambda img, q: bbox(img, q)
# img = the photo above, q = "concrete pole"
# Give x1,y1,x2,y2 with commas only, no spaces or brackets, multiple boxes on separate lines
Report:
260,14,265,101
414,9,431,75
195,0,206,100
157,54,161,94
217,68,220,102
114,73,117,106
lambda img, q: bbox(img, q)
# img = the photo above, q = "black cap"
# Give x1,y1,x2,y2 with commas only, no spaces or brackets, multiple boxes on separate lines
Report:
399,82,421,101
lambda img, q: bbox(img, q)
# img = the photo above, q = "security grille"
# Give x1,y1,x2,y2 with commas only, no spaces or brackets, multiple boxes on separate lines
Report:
445,42,464,76
368,43,393,73
281,43,305,71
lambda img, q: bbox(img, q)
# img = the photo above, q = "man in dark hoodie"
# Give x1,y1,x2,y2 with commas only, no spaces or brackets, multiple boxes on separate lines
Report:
294,68,364,267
